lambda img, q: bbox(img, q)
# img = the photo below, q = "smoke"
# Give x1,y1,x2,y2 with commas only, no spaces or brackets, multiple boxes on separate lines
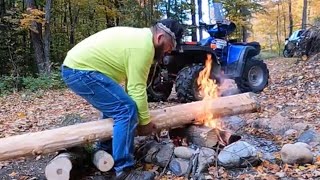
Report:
217,74,240,97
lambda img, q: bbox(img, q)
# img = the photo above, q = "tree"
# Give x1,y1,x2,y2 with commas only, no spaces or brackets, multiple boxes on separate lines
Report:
44,0,52,74
0,0,5,18
288,0,293,36
216,0,265,41
301,0,307,29
24,0,51,75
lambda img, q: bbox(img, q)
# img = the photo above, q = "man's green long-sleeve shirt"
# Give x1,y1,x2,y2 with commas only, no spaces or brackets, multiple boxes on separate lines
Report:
63,27,155,125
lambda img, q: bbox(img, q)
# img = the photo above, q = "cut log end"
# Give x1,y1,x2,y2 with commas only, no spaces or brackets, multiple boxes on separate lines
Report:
92,150,114,172
45,153,72,180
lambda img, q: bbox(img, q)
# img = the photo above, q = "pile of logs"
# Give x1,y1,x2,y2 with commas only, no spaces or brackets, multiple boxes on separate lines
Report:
298,21,320,60
0,92,260,179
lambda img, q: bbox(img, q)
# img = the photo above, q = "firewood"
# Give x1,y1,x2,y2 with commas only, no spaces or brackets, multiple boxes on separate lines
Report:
45,147,89,180
0,92,259,161
185,125,219,148
92,150,114,172
45,152,73,180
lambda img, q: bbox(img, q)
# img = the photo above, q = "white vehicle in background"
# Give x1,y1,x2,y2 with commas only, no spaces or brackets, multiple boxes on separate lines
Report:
283,29,306,58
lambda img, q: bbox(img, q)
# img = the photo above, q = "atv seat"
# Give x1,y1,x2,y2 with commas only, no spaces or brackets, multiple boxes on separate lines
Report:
231,41,261,56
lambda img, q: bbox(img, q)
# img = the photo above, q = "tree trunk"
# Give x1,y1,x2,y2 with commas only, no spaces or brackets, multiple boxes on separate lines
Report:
43,0,52,75
26,0,47,75
242,26,248,42
197,0,202,40
301,0,307,29
282,2,287,38
0,92,259,161
0,0,5,17
67,0,74,46
191,0,197,41
288,0,293,36
166,0,171,18
150,0,153,23
276,3,281,56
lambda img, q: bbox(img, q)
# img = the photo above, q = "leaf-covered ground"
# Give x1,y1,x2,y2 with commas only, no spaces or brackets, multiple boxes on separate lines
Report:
0,56,320,179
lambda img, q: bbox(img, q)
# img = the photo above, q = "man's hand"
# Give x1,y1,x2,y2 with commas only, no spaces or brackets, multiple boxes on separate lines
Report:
137,121,157,136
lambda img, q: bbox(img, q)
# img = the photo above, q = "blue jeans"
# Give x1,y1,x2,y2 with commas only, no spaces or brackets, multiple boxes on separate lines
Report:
61,65,138,174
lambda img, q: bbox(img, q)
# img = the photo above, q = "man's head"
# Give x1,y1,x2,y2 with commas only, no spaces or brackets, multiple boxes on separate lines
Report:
151,18,184,61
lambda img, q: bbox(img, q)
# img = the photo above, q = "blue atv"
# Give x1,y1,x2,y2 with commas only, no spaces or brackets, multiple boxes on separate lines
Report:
147,17,269,103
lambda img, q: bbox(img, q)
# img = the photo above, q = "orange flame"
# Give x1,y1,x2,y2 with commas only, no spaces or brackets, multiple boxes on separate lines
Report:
196,54,221,128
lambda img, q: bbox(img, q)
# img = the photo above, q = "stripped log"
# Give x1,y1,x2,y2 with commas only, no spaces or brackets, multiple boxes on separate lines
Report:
0,92,259,161
92,150,114,172
45,147,89,180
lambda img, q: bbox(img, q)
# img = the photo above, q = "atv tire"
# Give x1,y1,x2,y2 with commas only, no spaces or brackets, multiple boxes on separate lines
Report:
175,64,204,103
236,59,269,93
147,82,173,102
147,66,173,102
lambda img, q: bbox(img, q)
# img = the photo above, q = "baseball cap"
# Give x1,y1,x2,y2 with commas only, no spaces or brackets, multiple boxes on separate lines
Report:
154,18,184,48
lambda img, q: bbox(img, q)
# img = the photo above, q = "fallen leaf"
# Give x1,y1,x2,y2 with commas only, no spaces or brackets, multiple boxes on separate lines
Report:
9,171,17,177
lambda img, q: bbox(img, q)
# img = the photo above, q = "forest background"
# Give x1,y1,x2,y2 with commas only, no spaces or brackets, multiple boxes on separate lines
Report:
0,0,319,95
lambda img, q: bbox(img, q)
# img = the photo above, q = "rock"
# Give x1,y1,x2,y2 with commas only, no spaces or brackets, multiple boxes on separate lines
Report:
169,158,189,176
196,147,215,174
275,172,286,178
284,129,298,137
294,142,311,150
142,141,174,168
293,123,310,132
222,116,245,132
174,146,195,160
251,112,293,135
280,143,314,165
155,143,175,167
297,129,320,145
251,118,269,129
217,141,260,168
268,112,293,135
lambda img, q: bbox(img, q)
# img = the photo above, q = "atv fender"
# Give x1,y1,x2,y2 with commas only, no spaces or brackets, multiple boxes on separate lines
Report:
226,45,259,78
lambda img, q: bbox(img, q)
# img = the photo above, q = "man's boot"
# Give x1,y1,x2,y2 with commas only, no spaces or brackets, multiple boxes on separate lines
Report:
115,168,156,180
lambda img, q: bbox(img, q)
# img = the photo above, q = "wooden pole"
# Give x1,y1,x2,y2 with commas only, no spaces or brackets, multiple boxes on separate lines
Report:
0,92,259,161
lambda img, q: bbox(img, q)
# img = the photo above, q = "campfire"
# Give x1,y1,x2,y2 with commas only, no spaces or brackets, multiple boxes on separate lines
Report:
194,53,238,147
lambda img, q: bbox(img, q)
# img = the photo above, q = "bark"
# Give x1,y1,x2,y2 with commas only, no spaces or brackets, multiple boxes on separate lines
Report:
242,26,248,42
0,92,260,161
166,0,171,18
197,0,202,40
26,0,49,75
302,0,307,29
185,125,219,147
0,0,5,17
276,3,281,56
281,2,287,38
43,0,52,75
150,0,153,23
288,0,293,36
191,0,197,41
67,0,74,46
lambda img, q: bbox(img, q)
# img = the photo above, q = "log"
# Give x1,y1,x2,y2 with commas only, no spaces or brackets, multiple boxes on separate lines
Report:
185,125,219,148
45,152,74,180
45,147,89,180
0,92,259,161
92,150,114,172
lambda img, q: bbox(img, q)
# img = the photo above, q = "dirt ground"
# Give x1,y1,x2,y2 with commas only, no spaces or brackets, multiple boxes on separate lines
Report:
0,56,320,179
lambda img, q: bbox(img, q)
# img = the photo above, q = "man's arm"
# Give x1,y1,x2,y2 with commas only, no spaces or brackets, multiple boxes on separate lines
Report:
124,48,154,125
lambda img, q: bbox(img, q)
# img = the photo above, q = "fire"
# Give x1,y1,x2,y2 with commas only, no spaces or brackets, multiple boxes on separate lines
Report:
196,54,221,129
